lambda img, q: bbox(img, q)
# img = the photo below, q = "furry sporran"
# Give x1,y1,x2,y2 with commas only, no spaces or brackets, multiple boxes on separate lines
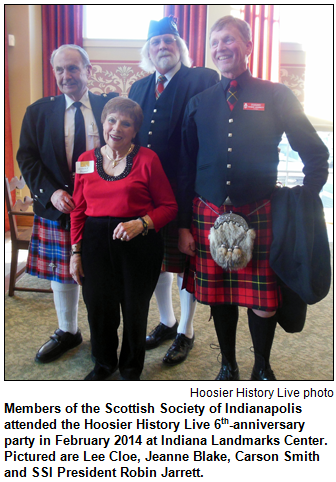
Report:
209,212,256,270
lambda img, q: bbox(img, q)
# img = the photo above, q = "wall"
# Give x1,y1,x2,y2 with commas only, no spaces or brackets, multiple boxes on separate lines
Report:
6,5,43,178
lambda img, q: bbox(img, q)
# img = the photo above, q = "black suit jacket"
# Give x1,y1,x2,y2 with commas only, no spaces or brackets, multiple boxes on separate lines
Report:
17,91,118,221
178,70,329,226
128,63,219,180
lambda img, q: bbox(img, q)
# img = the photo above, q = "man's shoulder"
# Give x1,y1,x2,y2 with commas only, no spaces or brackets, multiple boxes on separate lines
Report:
89,91,119,104
27,94,64,109
184,65,219,80
89,91,118,99
129,73,153,92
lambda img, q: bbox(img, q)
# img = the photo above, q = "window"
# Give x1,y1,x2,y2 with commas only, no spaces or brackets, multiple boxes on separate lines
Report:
277,132,333,219
84,5,164,40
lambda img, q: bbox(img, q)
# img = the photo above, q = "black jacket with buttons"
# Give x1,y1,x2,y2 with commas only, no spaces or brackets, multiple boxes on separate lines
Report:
17,91,117,221
128,63,219,181
178,69,329,227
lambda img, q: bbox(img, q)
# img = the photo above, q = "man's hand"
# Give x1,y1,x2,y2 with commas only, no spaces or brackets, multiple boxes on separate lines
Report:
50,189,75,213
178,228,196,256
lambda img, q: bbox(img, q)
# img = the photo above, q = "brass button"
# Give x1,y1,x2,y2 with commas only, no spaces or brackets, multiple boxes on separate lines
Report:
147,144,151,148
229,118,233,123
148,131,152,135
151,120,155,123
226,181,231,185
227,164,231,168
153,109,157,113
228,148,232,152
228,133,232,137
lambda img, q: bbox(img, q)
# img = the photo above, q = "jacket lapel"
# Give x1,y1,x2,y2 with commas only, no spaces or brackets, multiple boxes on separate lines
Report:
168,64,190,138
48,95,72,185
89,91,105,145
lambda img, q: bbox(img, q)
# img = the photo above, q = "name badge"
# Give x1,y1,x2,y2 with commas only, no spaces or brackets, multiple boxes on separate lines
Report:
76,160,95,174
243,103,265,111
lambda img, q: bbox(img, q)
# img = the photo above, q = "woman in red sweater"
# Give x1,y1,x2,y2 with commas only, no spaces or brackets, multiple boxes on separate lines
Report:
70,97,177,380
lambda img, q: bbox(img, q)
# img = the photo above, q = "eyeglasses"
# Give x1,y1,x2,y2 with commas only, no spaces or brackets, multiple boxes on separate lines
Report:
149,36,177,47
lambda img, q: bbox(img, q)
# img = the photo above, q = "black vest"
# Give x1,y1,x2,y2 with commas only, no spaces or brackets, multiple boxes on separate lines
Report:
193,79,283,207
136,69,183,180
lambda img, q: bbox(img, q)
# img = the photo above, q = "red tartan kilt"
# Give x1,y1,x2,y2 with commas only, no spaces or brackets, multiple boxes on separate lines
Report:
184,197,280,311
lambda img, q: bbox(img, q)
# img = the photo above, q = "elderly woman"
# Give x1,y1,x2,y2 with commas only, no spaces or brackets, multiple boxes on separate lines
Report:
70,97,178,381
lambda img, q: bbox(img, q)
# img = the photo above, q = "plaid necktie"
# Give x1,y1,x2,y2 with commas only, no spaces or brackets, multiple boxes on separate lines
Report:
226,80,239,111
72,102,86,172
155,75,167,99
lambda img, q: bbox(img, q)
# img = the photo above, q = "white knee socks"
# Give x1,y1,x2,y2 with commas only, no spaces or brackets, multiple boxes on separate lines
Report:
51,281,80,335
154,272,176,328
177,274,196,339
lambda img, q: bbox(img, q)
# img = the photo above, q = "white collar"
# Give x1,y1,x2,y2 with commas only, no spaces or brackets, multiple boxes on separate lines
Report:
155,61,181,83
65,90,90,110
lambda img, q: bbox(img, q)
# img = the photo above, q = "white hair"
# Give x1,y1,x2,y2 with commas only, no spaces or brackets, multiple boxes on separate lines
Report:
139,36,193,73
50,44,91,68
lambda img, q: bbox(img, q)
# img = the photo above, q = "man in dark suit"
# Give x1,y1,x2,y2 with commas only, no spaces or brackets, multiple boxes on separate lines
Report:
17,44,118,364
178,16,329,380
128,17,219,366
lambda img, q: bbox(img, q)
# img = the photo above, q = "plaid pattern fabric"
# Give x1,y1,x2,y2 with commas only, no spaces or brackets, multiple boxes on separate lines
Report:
161,180,186,273
184,197,280,311
226,80,239,111
26,215,75,283
161,216,186,273
155,75,167,99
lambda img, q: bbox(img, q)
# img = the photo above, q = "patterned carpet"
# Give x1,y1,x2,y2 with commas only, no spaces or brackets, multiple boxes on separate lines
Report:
5,265,333,381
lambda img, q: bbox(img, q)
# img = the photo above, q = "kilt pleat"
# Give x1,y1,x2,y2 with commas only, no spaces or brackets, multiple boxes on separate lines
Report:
161,181,186,274
26,215,75,283
161,217,186,273
184,197,280,311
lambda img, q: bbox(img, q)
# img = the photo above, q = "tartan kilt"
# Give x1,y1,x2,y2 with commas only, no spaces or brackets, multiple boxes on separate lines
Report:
161,216,186,273
184,197,280,311
161,180,186,274
26,215,75,284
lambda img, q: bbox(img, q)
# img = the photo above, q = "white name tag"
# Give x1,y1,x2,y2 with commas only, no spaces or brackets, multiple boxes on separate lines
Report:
76,160,95,174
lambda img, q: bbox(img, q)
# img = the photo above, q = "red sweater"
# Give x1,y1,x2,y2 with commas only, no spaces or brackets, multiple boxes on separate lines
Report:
71,146,178,244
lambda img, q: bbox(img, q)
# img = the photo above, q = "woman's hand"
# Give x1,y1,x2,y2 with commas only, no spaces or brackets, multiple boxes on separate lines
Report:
113,219,144,242
70,254,84,285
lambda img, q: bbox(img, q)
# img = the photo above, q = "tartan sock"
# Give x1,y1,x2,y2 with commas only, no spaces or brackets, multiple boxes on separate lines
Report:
154,272,176,328
248,308,277,369
51,281,80,334
211,304,239,366
176,274,196,338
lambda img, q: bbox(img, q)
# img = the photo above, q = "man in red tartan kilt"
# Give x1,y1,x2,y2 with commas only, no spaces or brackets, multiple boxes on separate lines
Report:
177,16,329,380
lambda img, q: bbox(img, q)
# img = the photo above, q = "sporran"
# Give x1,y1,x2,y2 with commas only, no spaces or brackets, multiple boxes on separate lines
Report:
209,212,256,270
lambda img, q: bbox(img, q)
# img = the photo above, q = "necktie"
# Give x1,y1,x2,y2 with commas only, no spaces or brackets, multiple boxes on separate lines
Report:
155,75,167,99
72,102,86,173
226,80,239,111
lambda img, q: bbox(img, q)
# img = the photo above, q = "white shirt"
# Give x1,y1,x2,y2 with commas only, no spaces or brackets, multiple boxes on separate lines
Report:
64,90,100,172
155,61,182,89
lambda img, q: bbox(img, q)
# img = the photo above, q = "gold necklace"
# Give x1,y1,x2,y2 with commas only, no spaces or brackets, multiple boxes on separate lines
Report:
105,144,134,168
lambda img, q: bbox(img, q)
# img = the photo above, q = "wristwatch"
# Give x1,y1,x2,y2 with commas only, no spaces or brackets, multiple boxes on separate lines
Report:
70,249,82,256
138,217,148,236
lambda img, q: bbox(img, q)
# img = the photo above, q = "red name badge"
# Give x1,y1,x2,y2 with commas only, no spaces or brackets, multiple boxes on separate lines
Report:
243,103,265,111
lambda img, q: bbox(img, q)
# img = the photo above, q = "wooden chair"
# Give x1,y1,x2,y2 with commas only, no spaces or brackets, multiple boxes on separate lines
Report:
5,176,52,296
